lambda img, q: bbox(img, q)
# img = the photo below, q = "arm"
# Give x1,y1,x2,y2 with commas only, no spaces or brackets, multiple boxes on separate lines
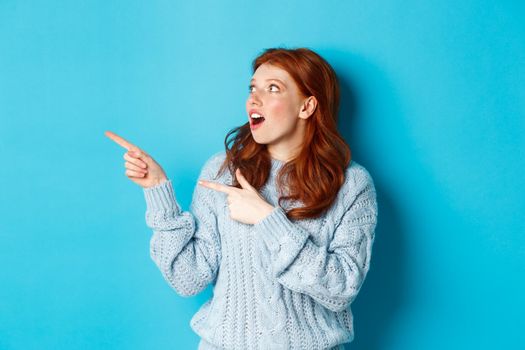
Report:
143,158,222,297
253,169,378,312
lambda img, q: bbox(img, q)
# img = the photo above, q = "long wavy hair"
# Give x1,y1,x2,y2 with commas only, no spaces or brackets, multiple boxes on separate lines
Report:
217,47,351,220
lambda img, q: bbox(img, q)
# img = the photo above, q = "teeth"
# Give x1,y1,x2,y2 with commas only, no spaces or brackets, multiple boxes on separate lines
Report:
251,113,263,119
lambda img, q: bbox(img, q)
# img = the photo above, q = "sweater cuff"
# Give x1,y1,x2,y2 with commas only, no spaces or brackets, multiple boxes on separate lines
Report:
143,179,181,214
254,206,309,256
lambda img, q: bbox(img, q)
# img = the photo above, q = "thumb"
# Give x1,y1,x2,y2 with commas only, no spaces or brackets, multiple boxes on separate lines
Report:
129,146,149,159
236,168,254,190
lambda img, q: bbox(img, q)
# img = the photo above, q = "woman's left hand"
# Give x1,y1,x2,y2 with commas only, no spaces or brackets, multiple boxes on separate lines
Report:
198,168,275,225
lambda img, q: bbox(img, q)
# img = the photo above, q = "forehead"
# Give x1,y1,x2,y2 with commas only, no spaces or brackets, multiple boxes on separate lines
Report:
251,63,291,82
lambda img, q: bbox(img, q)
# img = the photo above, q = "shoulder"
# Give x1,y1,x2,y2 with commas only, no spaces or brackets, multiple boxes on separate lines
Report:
344,159,376,194
203,150,227,168
333,159,377,215
199,150,228,181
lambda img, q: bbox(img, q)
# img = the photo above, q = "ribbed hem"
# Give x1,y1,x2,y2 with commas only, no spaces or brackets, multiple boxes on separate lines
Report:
143,179,181,214
254,206,309,256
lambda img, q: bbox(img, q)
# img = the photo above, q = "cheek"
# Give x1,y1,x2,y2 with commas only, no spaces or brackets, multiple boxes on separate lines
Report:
268,100,295,120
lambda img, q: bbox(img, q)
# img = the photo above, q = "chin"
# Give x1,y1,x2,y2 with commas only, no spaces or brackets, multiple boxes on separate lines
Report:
250,132,263,142
251,136,267,144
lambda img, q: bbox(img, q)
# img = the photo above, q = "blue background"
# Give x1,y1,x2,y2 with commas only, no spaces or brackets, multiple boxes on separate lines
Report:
1,1,524,349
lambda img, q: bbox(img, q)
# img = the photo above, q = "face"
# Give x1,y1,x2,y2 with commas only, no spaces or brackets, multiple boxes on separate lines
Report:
246,63,315,160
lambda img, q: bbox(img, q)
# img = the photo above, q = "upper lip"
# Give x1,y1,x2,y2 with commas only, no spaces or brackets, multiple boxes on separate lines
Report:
249,109,264,118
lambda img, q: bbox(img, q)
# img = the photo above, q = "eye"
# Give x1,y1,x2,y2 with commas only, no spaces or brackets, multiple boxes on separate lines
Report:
268,84,280,92
248,84,255,93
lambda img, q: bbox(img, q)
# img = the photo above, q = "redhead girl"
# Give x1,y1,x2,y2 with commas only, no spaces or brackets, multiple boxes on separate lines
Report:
106,47,378,350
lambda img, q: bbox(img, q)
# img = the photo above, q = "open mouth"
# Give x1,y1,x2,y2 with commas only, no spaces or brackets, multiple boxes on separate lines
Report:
251,116,265,125
250,113,265,126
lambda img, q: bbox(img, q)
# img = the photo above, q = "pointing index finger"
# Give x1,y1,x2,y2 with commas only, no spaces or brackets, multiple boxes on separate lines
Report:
199,180,236,195
105,130,140,151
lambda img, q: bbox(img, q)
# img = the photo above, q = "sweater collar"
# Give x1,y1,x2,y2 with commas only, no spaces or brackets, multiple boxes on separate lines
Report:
270,157,285,171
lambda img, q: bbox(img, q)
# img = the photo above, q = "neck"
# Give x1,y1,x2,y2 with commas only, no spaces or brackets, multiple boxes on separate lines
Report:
267,139,304,162
267,119,306,162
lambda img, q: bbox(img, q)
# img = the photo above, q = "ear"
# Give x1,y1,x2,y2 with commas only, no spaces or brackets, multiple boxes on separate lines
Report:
298,96,318,120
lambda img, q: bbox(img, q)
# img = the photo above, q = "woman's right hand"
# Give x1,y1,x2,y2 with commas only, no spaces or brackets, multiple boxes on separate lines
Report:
105,130,168,189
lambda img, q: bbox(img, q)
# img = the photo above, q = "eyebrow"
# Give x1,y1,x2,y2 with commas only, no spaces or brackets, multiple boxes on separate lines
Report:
250,78,286,85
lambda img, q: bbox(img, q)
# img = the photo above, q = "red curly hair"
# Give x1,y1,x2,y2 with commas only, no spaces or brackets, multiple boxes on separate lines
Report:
217,47,351,220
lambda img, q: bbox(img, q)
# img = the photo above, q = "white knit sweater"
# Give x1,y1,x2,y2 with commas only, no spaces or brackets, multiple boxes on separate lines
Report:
143,151,378,350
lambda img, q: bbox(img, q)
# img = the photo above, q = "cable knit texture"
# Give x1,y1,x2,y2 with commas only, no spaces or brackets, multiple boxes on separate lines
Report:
143,151,378,350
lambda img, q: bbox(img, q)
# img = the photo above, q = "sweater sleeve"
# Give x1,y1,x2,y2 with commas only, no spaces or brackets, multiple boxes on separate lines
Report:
253,168,377,312
143,158,222,297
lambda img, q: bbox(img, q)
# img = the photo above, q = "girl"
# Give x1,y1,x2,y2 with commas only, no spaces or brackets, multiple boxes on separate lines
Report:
105,47,378,350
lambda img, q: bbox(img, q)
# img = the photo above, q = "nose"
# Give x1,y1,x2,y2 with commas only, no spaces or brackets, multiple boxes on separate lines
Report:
247,90,262,106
